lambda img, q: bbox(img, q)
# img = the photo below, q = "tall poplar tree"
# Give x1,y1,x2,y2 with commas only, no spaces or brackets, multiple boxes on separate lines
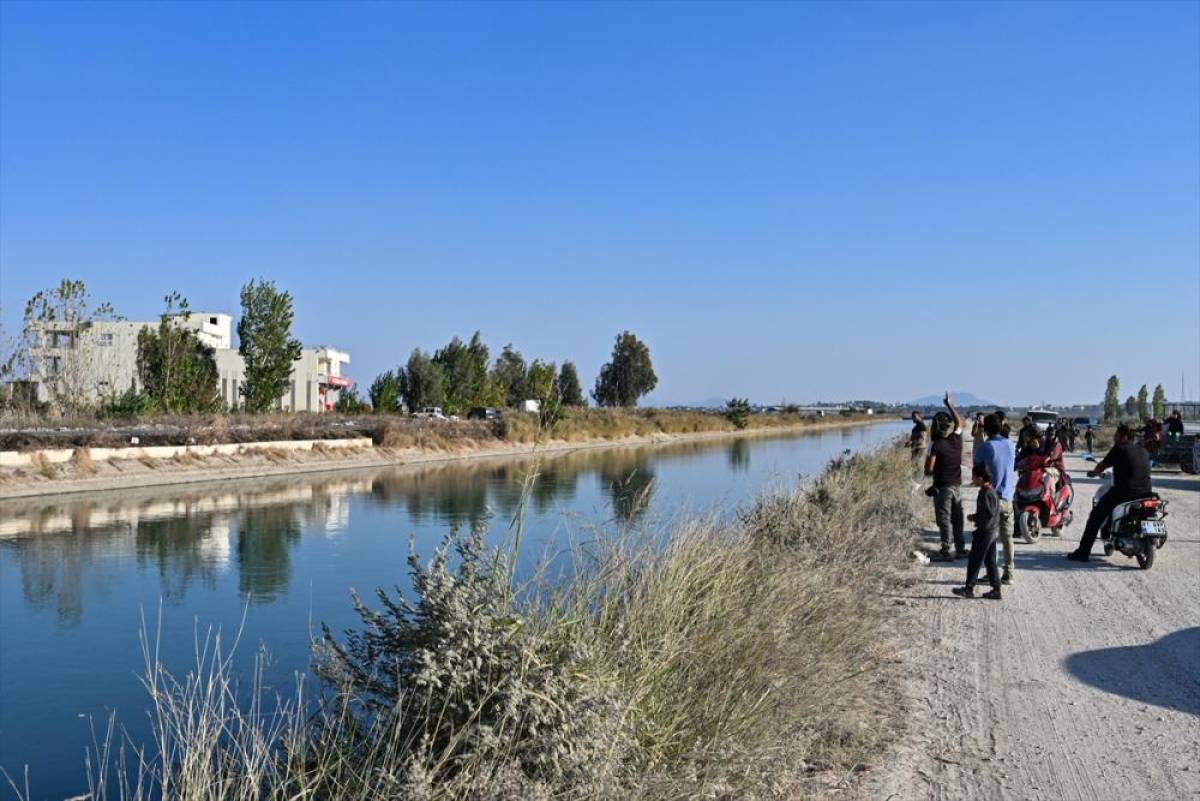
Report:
237,279,302,413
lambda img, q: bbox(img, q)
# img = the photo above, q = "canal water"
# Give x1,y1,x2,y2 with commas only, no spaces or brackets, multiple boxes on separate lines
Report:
0,420,906,799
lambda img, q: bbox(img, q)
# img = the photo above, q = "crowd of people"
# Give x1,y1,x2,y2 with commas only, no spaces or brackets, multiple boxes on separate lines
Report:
907,395,1162,600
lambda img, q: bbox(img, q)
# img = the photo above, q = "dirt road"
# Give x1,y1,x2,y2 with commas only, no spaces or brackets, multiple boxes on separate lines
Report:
867,452,1200,801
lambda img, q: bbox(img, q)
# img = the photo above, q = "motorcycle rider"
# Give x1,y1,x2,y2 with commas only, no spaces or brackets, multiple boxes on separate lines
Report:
925,392,966,560
1017,415,1040,459
973,413,1016,584
1068,423,1153,562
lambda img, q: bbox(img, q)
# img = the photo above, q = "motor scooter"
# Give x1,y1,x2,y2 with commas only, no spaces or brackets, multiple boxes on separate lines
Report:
1093,472,1169,569
1014,452,1073,544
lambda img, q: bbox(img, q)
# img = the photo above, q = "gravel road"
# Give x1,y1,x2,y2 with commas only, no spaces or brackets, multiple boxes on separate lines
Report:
866,452,1200,801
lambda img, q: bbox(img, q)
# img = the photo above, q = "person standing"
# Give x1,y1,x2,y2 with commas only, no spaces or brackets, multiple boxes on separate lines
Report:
1068,424,1152,562
1017,415,1039,457
1085,426,1095,453
909,411,928,460
1067,421,1077,452
951,462,1003,600
973,413,1016,584
971,412,986,458
994,409,1011,439
925,392,966,560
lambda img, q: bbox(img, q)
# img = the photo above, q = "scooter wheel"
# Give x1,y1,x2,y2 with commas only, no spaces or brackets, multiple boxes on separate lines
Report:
1017,509,1039,544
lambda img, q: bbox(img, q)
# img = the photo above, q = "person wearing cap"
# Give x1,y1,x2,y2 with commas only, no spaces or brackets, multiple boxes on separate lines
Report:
925,392,966,560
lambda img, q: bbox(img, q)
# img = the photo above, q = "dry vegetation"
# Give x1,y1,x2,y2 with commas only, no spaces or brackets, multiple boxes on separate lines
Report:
59,444,918,801
0,408,872,452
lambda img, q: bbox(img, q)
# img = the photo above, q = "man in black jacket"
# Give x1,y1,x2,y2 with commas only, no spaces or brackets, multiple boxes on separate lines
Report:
1068,423,1153,562
925,392,966,560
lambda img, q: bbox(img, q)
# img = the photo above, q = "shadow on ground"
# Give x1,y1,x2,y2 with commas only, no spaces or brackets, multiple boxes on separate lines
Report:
1012,549,1139,572
1063,627,1200,716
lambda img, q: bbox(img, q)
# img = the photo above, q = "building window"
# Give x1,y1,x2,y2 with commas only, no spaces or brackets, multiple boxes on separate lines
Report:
209,316,218,325
98,333,114,347
47,356,61,376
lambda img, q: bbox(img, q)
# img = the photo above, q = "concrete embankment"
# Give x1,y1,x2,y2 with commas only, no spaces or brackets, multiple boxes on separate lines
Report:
0,416,894,500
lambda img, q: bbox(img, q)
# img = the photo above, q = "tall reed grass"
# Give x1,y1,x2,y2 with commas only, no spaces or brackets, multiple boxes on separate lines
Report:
30,444,917,801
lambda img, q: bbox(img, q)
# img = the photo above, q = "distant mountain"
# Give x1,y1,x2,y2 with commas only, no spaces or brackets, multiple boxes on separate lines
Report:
908,391,995,407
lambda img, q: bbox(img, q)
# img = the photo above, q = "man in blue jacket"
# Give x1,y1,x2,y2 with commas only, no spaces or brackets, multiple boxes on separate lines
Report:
973,413,1016,584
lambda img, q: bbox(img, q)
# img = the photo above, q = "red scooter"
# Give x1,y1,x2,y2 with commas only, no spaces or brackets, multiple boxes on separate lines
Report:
1014,449,1074,543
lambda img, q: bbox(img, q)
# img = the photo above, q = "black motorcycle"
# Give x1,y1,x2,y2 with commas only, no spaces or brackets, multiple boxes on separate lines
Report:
1094,475,1169,569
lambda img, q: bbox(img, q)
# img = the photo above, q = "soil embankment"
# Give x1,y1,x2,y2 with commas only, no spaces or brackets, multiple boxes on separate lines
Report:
0,415,891,500
864,453,1200,801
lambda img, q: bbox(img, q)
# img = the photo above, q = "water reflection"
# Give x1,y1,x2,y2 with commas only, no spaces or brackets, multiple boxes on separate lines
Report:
0,429,895,622
728,439,750,472
0,474,374,619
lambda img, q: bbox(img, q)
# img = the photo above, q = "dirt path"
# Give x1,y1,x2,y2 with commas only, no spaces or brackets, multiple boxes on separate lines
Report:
866,453,1200,801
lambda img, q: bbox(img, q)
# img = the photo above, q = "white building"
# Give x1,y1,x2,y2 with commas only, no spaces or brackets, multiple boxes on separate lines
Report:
27,312,350,412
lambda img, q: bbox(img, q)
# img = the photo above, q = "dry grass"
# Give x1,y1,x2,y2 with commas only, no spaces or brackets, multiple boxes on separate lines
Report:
70,447,96,475
502,408,869,444
30,451,57,479
49,442,918,801
137,454,161,470
1,408,872,452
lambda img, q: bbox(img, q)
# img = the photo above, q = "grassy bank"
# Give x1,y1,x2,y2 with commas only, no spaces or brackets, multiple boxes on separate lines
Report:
47,443,918,801
0,408,874,452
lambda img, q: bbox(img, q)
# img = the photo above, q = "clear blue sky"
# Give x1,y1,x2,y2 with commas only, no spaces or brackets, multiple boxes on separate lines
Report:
2,1,1197,406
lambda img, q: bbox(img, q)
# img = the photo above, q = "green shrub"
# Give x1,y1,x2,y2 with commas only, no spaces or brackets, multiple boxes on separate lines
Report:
724,398,751,430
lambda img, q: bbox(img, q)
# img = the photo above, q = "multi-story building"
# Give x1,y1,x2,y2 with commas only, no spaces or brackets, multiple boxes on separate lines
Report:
27,312,350,412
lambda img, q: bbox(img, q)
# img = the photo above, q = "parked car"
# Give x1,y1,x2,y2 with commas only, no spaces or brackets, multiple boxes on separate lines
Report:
1027,409,1058,432
413,407,447,420
1072,416,1096,430
467,406,503,421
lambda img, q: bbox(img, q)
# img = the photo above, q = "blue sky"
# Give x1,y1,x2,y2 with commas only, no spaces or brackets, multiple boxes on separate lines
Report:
1,1,1197,406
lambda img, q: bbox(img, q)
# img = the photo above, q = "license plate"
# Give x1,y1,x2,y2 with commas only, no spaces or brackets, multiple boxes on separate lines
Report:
1139,520,1167,536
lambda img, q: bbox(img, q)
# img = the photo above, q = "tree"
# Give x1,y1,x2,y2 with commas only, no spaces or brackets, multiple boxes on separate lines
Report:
525,360,557,405
725,397,751,430
19,279,122,413
1103,375,1120,423
334,385,369,414
556,361,585,407
1124,395,1137,418
490,345,527,407
592,331,657,408
136,293,221,413
369,370,402,413
1152,384,1166,419
398,349,446,411
433,331,490,414
237,279,302,413
1136,384,1149,421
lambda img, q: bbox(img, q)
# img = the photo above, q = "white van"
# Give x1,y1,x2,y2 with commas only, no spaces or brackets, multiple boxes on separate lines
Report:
1027,409,1058,432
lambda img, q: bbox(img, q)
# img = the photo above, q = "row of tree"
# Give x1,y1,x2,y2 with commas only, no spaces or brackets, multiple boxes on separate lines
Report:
363,330,658,416
4,278,661,417
1102,375,1168,423
4,277,304,415
131,280,301,415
